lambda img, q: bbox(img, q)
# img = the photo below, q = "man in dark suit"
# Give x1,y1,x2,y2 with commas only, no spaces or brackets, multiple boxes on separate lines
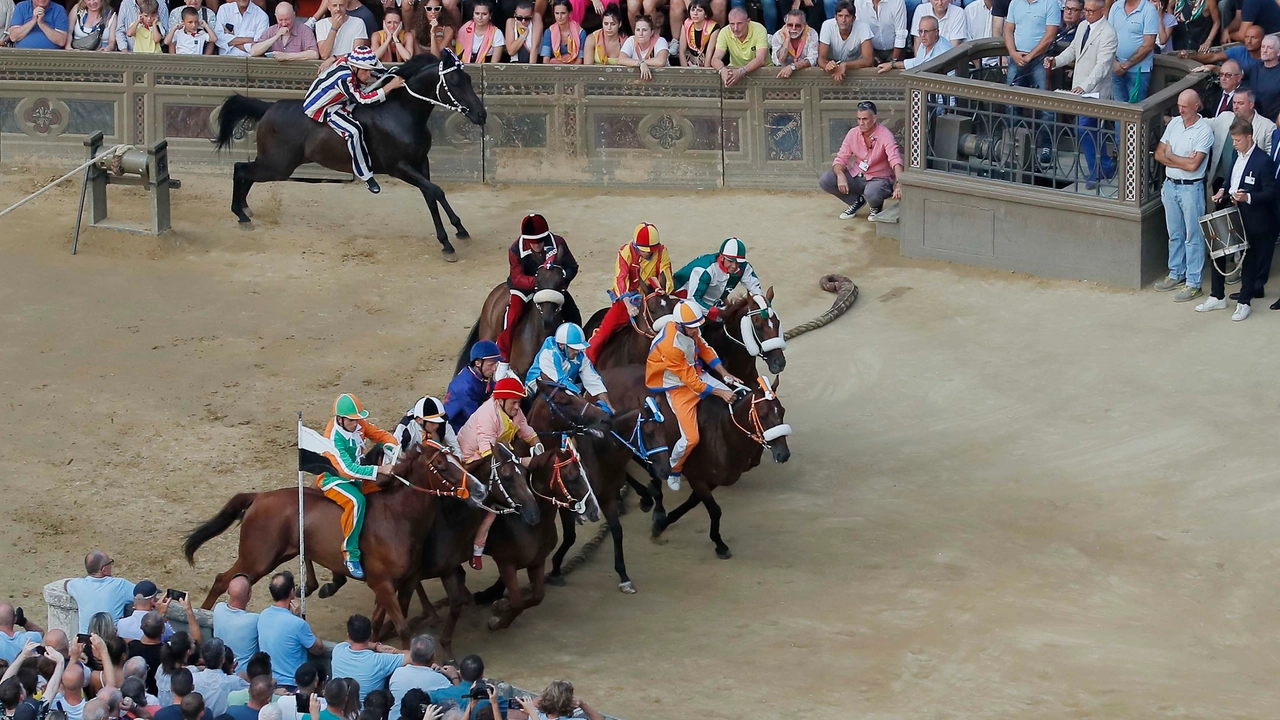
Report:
1198,118,1278,321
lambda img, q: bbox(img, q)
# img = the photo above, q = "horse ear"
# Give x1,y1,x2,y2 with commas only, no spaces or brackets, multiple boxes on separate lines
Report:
766,286,774,302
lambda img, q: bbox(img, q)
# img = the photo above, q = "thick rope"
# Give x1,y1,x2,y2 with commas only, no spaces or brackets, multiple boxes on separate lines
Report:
554,274,860,582
0,145,135,220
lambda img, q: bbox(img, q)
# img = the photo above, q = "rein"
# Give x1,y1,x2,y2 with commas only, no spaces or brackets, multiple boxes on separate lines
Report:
392,440,471,499
538,384,597,436
530,436,596,515
627,290,667,339
727,378,792,450
483,444,525,515
395,56,471,115
610,395,669,463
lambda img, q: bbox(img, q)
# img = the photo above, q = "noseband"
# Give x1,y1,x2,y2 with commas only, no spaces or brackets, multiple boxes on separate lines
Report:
392,440,471,499
727,295,787,359
540,385,597,436
484,445,525,515
396,54,471,116
611,395,670,463
728,378,792,450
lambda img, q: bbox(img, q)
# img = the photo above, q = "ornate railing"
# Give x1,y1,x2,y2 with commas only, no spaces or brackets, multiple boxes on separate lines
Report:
0,49,910,189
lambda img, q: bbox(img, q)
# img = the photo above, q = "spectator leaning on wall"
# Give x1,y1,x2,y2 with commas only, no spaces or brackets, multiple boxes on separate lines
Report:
7,0,69,49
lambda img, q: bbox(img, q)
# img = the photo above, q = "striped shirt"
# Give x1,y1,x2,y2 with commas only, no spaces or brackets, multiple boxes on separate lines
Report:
302,57,386,121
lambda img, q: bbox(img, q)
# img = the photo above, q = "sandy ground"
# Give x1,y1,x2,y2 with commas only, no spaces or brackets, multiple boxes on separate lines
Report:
2,163,1279,719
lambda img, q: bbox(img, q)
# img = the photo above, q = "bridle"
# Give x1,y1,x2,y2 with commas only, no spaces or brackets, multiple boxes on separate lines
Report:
530,436,596,515
483,443,525,515
628,289,673,339
728,377,792,450
726,294,787,359
391,440,472,499
611,395,670,464
394,52,472,116
539,384,600,437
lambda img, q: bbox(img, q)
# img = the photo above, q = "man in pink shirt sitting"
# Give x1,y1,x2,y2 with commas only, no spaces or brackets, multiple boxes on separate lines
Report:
819,100,904,221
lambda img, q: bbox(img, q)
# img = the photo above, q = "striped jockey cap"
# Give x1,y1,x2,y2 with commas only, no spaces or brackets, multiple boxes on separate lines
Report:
632,222,659,249
347,46,385,71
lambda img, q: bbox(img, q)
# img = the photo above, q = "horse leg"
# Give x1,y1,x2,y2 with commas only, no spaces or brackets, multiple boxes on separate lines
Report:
486,562,525,632
438,570,467,658
369,576,412,645
625,474,655,513
472,577,506,606
695,484,732,559
302,561,320,598
393,163,455,256
604,503,636,594
653,491,702,539
317,574,348,599
546,508,576,587
231,161,254,224
411,581,443,629
420,159,469,239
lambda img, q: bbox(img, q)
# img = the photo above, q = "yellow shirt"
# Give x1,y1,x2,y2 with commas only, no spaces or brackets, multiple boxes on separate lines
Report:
133,23,163,53
496,407,518,446
714,21,767,67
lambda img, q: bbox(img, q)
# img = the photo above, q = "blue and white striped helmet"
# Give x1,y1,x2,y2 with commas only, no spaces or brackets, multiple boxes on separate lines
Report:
555,322,589,350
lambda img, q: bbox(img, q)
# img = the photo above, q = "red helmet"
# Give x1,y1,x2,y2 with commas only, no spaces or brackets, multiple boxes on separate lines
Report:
492,377,528,400
632,222,659,249
520,213,551,241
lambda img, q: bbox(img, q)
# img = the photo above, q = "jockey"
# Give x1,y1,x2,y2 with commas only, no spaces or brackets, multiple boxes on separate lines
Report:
585,222,674,365
645,301,743,491
394,396,461,457
525,322,614,413
319,393,399,580
301,45,405,195
457,377,544,570
444,340,502,433
496,213,581,373
673,237,763,320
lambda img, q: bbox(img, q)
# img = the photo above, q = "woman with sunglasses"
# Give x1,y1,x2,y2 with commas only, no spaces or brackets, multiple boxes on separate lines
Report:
413,0,454,56
584,4,627,64
539,0,584,64
504,0,541,62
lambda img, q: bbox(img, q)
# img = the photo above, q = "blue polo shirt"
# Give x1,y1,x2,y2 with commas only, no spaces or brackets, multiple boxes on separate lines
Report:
1242,0,1280,35
1228,45,1263,85
1006,0,1061,53
1107,0,1159,72
330,643,405,702
66,575,136,632
256,606,317,687
212,603,260,674
9,1,69,49
0,630,42,664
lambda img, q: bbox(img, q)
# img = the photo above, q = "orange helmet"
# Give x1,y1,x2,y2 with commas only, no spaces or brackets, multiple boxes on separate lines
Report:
632,222,659,249
492,377,528,400
673,300,706,328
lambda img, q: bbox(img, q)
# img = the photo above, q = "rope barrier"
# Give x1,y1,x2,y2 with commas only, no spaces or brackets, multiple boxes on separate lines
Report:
0,144,134,220
551,274,861,582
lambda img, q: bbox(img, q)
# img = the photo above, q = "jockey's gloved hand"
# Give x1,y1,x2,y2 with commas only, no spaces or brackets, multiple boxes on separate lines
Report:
707,306,722,322
531,442,545,457
596,400,614,415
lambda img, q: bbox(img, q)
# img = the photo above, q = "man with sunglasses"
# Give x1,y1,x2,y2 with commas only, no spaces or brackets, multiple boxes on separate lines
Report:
64,551,137,633
820,100,903,220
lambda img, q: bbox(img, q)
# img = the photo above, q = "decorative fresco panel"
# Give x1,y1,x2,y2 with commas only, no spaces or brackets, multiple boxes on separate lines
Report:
494,113,547,148
164,105,214,139
65,99,115,136
0,98,19,133
595,114,643,149
764,110,802,161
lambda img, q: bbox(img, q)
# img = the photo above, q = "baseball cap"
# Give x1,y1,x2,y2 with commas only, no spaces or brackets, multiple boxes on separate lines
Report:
133,580,159,598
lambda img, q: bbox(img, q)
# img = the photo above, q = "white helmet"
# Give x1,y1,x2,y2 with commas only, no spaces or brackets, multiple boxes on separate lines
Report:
673,300,706,328
410,396,447,424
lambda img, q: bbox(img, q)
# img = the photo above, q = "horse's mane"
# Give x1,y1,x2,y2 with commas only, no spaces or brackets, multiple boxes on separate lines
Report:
395,52,442,78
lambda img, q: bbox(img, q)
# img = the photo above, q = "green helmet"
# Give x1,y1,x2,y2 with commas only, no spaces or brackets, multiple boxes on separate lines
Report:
719,237,747,260
333,393,369,420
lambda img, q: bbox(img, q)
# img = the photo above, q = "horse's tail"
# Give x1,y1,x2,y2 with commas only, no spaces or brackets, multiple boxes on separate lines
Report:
183,492,257,565
214,95,272,152
453,320,481,375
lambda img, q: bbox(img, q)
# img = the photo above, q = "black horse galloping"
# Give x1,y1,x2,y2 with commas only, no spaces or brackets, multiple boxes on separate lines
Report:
213,52,486,259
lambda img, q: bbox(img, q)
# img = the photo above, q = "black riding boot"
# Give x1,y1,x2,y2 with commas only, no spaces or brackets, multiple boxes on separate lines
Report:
366,178,381,194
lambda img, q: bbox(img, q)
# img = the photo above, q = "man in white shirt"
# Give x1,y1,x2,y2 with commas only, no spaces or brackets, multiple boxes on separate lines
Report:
189,639,249,717
387,636,450,720
855,0,907,61
966,0,995,40
877,14,952,70
1154,89,1216,302
214,0,269,56
315,0,367,61
115,581,174,642
911,0,967,51
819,0,876,81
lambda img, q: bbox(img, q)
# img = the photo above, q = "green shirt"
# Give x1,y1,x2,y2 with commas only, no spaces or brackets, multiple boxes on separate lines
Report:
716,21,768,67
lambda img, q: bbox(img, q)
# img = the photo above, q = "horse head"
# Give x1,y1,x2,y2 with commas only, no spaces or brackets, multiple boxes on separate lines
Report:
395,50,487,126
530,436,600,523
397,441,488,506
727,288,786,374
481,443,540,525
536,380,611,438
637,289,680,335
731,375,791,464
636,394,672,482
532,253,569,332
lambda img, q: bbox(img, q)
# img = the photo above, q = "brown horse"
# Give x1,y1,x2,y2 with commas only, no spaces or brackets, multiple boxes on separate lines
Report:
539,365,673,593
182,441,483,642
649,376,792,559
582,291,681,371
454,253,582,378
702,288,787,379
469,438,599,630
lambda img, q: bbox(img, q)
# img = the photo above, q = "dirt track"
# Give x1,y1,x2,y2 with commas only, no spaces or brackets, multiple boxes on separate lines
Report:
2,164,1279,719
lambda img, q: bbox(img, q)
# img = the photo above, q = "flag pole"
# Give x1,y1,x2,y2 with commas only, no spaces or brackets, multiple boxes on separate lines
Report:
297,410,307,619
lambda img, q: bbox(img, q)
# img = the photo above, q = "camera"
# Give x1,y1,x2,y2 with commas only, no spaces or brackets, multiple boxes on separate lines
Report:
76,633,96,666
295,693,310,714
468,681,490,699
165,589,187,602
14,607,26,628
33,646,45,656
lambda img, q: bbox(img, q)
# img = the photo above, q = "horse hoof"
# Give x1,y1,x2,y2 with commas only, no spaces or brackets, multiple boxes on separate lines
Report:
317,583,336,598
546,573,567,587
639,496,655,513
486,615,502,632
441,248,458,263
238,221,254,232
619,581,637,594
652,510,667,528
455,229,470,240
650,532,667,545
716,547,733,560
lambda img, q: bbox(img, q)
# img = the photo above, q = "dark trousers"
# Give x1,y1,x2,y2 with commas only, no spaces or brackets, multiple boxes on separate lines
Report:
1211,233,1277,305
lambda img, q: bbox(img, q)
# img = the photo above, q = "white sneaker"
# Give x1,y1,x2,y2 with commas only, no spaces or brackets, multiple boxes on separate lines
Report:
1232,303,1252,322
666,472,682,491
1195,297,1227,312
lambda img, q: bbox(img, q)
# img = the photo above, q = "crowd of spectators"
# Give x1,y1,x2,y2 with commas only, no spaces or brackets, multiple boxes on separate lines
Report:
0,552,607,720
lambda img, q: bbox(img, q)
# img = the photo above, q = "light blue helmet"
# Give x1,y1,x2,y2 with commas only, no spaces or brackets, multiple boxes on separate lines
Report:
554,322,589,350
